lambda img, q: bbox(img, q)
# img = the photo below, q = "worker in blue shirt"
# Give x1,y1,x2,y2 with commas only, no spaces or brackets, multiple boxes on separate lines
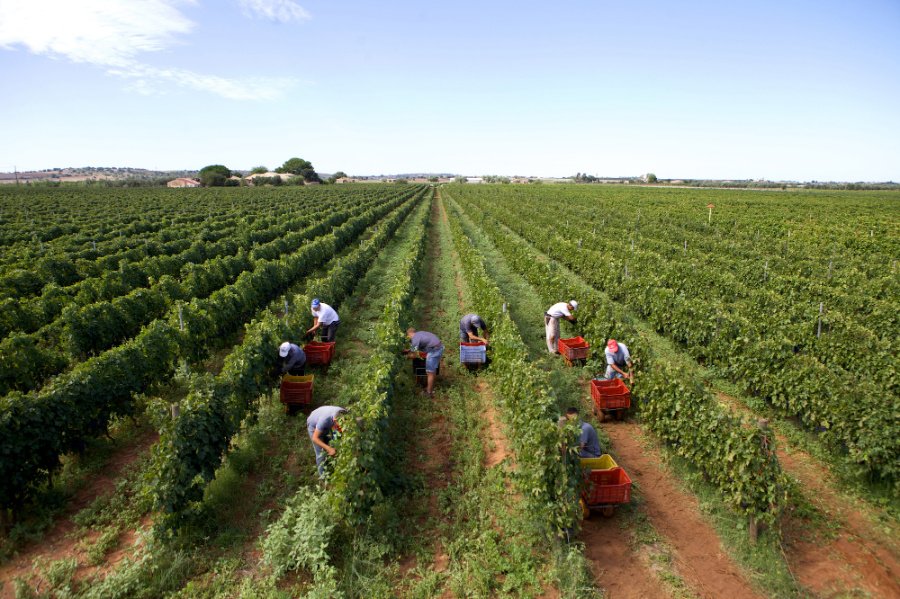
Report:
565,407,603,458
403,328,443,397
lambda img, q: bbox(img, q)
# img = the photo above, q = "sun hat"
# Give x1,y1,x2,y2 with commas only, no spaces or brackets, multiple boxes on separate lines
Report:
311,298,321,309
569,299,578,310
279,341,291,357
607,339,619,352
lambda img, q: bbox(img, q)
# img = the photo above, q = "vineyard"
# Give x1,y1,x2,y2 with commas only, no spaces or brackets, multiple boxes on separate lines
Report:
0,184,897,598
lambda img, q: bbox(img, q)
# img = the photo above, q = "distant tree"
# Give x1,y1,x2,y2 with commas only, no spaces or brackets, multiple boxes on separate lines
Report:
332,171,348,180
199,164,231,187
395,178,409,184
646,173,658,183
453,176,467,184
278,157,313,175
428,176,439,183
250,166,268,175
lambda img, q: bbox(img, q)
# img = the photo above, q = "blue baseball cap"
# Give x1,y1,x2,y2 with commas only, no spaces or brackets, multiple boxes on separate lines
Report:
311,298,321,308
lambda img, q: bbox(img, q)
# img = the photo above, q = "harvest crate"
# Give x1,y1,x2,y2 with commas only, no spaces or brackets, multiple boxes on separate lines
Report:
582,466,632,509
412,352,440,387
590,378,631,419
559,336,590,365
303,341,336,366
459,342,487,365
280,374,314,414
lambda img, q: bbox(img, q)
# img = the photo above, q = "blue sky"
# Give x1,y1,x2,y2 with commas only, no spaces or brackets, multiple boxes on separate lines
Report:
1,0,898,180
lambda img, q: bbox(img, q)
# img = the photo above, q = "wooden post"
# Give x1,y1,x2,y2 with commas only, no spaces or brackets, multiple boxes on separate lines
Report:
817,303,824,338
178,305,184,331
750,418,771,543
171,404,180,419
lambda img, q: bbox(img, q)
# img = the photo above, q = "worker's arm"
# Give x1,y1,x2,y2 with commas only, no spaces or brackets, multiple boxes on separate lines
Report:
312,428,336,456
306,317,321,335
467,331,488,344
611,363,634,382
564,315,577,323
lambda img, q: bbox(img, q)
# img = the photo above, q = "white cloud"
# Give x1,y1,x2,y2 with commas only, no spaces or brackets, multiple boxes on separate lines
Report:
0,0,299,100
238,0,310,23
108,63,298,101
0,0,194,67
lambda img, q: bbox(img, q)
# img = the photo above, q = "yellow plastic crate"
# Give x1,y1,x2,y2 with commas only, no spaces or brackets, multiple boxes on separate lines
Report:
282,374,314,383
580,454,618,471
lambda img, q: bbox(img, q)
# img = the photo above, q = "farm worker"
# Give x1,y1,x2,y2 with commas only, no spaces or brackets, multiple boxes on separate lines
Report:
565,407,603,458
307,298,340,342
459,313,489,344
544,300,578,354
403,328,444,397
279,341,306,376
604,339,633,382
307,405,347,477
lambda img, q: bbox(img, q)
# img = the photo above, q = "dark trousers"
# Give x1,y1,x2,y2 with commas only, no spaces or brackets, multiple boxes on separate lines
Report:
320,321,339,342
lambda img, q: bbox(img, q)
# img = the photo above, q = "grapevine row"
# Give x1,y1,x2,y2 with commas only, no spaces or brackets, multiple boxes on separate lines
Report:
149,191,424,526
0,190,416,515
446,189,785,526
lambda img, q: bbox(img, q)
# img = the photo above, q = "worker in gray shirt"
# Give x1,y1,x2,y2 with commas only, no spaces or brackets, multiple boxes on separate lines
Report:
459,313,489,343
307,405,347,477
566,407,603,458
403,328,443,397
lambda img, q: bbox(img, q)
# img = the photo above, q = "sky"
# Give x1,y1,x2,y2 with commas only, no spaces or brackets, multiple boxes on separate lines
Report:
1,0,899,181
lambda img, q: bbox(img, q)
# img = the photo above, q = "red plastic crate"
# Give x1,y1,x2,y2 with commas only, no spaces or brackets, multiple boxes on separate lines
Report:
582,467,632,506
303,341,335,366
590,378,631,410
558,336,590,360
279,375,314,407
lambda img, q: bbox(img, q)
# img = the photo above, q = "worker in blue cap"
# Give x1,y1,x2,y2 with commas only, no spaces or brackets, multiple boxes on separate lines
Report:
307,298,340,342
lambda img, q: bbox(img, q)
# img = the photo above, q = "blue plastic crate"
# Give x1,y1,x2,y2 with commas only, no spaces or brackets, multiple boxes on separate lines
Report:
459,343,487,364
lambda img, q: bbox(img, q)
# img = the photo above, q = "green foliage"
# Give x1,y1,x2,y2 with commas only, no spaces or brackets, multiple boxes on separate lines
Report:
442,196,582,535
198,165,232,187
444,187,787,527
0,185,428,518
261,487,339,583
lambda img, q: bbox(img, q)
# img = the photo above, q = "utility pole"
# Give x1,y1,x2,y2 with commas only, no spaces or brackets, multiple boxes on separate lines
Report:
14,165,19,186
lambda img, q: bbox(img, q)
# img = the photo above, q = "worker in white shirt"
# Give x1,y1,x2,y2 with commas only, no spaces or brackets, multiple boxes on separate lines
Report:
544,300,578,354
307,298,340,342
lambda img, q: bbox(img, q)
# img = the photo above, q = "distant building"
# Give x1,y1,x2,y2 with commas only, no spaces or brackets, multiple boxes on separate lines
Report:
167,177,201,188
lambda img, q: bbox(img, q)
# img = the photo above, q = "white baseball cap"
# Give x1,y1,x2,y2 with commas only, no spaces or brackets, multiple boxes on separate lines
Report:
279,342,291,357
569,300,578,310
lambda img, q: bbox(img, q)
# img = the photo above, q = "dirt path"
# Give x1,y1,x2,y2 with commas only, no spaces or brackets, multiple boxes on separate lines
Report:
400,190,453,576
0,428,158,596
599,421,764,599
580,517,670,599
715,393,900,598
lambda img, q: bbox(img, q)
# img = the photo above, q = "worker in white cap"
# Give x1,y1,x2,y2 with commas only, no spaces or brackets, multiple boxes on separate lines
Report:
544,300,578,354
279,341,306,375
307,298,340,342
